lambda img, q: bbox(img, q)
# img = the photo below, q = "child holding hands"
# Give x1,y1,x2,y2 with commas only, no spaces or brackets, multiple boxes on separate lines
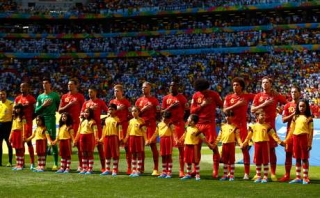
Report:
53,112,74,173
74,107,97,175
284,99,313,185
181,114,214,181
25,115,53,172
123,106,147,177
242,109,284,183
9,104,26,170
100,104,123,176
147,111,177,178
213,110,242,181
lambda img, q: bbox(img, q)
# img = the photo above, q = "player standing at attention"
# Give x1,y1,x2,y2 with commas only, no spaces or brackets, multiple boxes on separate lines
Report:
223,77,254,179
35,77,60,170
279,85,301,182
135,82,160,176
109,84,132,174
190,79,223,178
251,76,287,181
162,81,189,177
14,82,36,169
81,87,108,173
58,79,85,171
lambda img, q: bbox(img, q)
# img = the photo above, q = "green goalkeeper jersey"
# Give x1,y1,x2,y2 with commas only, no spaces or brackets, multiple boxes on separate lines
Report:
35,91,60,117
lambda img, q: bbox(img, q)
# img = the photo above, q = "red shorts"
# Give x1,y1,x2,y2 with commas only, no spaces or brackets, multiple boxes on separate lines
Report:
173,121,185,147
59,139,72,158
221,142,236,164
184,144,201,164
196,123,216,143
79,133,95,152
36,139,47,155
11,130,24,149
128,136,144,153
103,135,120,159
145,120,156,143
254,141,270,165
293,134,309,160
159,136,173,156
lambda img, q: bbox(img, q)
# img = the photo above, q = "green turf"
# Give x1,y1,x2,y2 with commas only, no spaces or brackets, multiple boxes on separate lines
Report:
0,146,319,198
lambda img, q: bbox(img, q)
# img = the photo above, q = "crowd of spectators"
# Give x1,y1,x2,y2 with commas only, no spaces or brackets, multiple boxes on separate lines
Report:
1,28,319,53
0,0,312,14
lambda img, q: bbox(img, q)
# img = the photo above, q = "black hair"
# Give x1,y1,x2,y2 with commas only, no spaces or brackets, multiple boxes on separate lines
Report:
59,112,73,128
13,104,24,119
189,114,199,124
162,111,172,119
194,79,210,91
36,115,46,127
232,77,245,90
295,99,312,118
108,103,117,110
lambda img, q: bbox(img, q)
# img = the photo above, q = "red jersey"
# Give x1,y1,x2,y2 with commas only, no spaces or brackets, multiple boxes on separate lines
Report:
162,93,188,123
253,92,287,129
190,90,223,124
310,104,320,118
282,101,297,134
224,93,255,138
135,96,160,122
14,94,36,123
82,98,108,130
109,98,131,123
60,92,85,127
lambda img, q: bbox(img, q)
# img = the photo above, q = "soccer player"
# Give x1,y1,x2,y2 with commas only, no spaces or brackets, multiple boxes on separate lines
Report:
280,85,301,182
223,77,254,179
81,86,108,172
135,81,160,175
161,81,189,177
109,84,132,174
35,78,60,170
58,79,85,170
14,82,36,169
251,76,287,181
190,79,223,178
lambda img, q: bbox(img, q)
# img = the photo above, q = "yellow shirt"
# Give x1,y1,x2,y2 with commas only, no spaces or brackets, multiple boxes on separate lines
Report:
11,117,26,131
102,116,122,138
57,125,74,140
127,117,146,137
287,115,313,147
0,99,13,122
247,123,280,143
184,126,202,145
155,122,175,137
34,126,48,140
79,119,97,135
215,123,241,144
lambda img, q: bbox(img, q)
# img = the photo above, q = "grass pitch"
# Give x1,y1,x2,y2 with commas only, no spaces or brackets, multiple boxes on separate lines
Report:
0,146,319,198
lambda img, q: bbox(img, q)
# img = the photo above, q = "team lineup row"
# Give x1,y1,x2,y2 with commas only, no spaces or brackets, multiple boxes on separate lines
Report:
0,76,313,184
